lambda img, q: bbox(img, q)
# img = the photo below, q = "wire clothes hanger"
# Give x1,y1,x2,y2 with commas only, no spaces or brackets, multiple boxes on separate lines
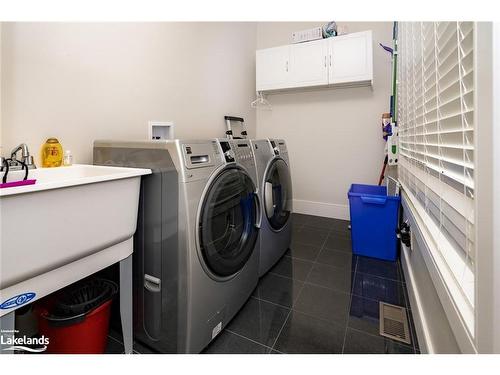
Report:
251,91,272,110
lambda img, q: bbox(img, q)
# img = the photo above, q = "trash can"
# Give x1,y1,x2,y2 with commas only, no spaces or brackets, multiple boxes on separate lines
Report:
37,278,118,354
348,183,401,261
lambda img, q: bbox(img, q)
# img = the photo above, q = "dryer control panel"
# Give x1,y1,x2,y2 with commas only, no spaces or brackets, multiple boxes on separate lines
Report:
269,139,289,164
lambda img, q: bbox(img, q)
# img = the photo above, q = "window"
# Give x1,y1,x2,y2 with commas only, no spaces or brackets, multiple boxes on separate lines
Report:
397,22,475,334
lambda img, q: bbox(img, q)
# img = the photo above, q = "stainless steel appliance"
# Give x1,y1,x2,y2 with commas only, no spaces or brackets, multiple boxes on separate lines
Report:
93,139,260,353
250,138,293,277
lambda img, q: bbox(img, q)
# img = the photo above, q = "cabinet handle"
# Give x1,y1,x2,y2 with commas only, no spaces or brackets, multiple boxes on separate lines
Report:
329,54,332,66
324,55,327,67
286,61,289,72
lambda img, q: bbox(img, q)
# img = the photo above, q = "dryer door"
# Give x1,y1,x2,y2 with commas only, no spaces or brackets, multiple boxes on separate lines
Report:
199,167,259,278
264,158,292,231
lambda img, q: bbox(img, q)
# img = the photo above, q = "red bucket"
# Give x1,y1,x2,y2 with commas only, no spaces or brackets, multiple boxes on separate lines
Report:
37,279,117,354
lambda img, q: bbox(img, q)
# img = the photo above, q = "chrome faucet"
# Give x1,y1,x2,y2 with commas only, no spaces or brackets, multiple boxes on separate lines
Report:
1,143,36,171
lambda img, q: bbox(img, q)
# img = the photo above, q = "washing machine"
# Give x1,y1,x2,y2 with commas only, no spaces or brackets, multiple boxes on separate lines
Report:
250,138,293,277
93,139,260,353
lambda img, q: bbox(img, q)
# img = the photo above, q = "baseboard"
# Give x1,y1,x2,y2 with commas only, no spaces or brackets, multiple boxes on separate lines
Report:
400,195,466,353
400,242,431,353
293,199,349,220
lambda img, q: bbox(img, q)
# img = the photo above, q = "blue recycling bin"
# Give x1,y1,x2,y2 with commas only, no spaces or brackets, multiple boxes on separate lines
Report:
348,184,401,261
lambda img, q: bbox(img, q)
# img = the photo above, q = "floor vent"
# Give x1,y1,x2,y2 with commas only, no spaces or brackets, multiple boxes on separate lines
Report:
379,302,411,345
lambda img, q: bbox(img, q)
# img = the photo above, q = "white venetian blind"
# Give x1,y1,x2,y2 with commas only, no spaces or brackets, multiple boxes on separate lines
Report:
397,22,475,326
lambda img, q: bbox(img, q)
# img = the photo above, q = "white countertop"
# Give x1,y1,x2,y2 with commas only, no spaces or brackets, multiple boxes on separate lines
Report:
0,164,151,197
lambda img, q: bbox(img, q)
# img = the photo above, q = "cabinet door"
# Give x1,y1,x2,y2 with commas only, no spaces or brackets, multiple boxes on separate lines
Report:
256,45,290,91
328,30,373,85
289,39,329,88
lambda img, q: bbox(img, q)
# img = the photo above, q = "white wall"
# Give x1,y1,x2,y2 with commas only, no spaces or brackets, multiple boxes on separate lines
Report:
1,22,257,164
494,22,500,354
2,22,393,220
256,22,393,219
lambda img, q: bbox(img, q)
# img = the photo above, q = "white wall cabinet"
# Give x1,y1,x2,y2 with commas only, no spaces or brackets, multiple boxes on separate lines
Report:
289,38,329,88
255,45,290,91
256,30,373,92
328,31,373,85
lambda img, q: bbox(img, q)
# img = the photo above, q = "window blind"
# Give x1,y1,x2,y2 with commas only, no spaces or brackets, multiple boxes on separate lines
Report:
397,22,475,316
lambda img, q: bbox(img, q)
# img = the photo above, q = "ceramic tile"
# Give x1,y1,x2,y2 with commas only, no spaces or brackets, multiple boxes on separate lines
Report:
226,298,290,347
291,213,311,226
306,263,355,294
330,219,351,233
286,242,322,262
122,213,419,355
256,273,304,308
352,272,406,306
133,341,157,354
105,336,124,354
316,248,356,269
293,284,350,325
343,328,415,354
291,226,329,248
301,216,338,230
269,255,314,281
203,330,269,354
273,311,344,354
356,256,403,282
292,213,331,230
347,294,383,337
323,231,352,253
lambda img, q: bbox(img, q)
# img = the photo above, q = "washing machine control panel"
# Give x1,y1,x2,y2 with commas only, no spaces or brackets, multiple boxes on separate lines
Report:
269,140,280,156
219,141,235,163
231,141,255,167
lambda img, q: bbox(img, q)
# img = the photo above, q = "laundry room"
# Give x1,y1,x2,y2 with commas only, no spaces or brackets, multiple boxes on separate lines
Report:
1,0,499,373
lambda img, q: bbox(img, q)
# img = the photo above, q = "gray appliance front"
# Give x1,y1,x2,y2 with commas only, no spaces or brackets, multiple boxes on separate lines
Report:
93,145,182,353
184,165,260,352
251,139,293,276
94,141,260,353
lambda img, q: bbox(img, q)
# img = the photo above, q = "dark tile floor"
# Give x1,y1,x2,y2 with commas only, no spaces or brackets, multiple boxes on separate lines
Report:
204,213,419,354
107,213,419,354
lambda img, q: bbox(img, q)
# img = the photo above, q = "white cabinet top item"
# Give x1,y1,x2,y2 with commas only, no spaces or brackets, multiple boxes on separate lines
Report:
256,30,373,92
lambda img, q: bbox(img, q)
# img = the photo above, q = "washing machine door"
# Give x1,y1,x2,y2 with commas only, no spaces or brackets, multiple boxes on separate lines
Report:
264,158,292,231
198,166,259,278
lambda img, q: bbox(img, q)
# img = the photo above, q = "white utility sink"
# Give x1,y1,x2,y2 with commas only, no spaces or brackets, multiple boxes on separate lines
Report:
0,164,151,317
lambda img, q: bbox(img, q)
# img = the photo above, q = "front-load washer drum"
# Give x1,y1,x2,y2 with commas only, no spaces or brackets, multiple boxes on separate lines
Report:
264,158,292,231
198,167,259,278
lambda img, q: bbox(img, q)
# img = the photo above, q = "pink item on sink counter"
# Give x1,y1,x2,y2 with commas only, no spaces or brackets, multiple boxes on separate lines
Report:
0,179,37,189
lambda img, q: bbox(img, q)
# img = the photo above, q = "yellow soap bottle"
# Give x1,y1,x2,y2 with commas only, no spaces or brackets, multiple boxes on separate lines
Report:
41,138,63,167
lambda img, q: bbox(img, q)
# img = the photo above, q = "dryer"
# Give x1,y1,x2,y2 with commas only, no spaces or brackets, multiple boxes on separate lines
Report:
93,139,260,353
250,138,293,277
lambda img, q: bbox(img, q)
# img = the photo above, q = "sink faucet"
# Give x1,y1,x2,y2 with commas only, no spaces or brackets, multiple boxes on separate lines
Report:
1,143,36,171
